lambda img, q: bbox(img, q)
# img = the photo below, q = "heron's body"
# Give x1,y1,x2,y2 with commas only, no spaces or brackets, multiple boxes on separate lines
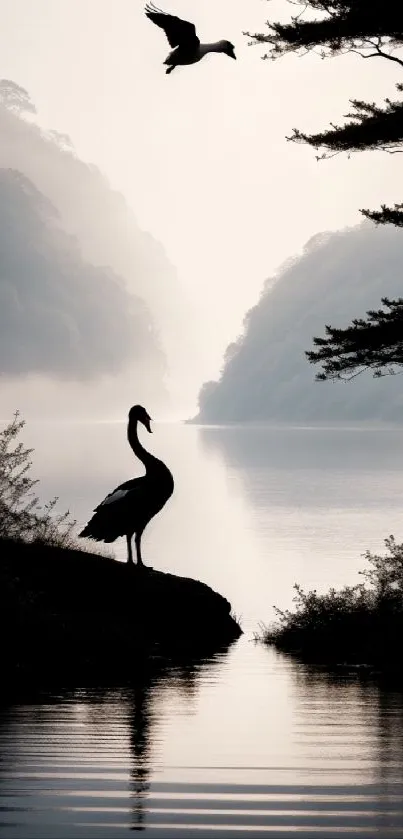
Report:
79,406,174,565
145,4,236,74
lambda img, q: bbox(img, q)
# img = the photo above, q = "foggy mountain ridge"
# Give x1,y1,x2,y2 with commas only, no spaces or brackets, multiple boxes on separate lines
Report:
0,167,164,379
194,223,403,424
0,80,194,416
0,80,195,419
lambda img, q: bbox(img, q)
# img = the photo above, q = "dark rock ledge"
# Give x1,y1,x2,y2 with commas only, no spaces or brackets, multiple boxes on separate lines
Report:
0,537,242,687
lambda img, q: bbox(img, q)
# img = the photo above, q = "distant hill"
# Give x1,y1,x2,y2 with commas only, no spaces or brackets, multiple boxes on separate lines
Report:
0,79,193,418
0,168,164,381
194,223,403,424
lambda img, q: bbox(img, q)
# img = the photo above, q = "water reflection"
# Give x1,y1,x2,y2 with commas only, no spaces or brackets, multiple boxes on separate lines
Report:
0,651,227,837
125,659,212,831
290,658,403,786
4,422,403,835
129,681,152,830
1,641,403,836
198,425,403,624
199,424,403,502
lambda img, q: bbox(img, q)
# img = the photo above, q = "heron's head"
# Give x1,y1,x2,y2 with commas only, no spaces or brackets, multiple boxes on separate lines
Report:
220,40,236,59
129,404,152,433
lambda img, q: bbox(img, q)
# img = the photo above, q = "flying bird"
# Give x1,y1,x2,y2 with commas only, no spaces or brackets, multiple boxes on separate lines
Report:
145,3,236,74
79,405,174,567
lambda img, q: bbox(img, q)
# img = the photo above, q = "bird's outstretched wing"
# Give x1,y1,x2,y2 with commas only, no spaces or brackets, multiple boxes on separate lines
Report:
145,3,199,48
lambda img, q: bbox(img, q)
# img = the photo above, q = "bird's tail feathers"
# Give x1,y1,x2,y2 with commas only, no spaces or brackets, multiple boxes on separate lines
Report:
79,514,123,543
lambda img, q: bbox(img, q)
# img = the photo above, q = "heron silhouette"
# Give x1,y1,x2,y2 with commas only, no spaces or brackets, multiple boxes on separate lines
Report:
145,3,236,74
79,405,174,566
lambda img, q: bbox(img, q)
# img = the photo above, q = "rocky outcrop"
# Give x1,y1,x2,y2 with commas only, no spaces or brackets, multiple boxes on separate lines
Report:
1,538,241,685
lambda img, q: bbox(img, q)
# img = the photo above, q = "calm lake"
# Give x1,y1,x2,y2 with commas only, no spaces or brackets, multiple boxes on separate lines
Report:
2,423,403,837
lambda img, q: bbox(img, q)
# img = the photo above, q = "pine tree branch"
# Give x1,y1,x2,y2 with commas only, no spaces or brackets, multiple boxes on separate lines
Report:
306,298,403,380
245,3,403,61
361,203,403,225
247,0,403,384
350,36,403,67
287,86,403,154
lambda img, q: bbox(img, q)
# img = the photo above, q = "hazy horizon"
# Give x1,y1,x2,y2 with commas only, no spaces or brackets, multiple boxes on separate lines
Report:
3,8,403,833
0,0,402,420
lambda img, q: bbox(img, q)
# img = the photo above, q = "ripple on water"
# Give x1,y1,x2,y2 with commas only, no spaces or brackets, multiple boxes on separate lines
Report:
1,641,403,837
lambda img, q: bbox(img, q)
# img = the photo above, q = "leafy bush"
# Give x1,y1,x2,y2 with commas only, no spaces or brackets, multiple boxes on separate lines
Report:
262,537,403,667
0,411,76,547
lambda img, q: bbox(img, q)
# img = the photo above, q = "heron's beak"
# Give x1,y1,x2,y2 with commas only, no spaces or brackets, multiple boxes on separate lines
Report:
229,49,236,59
144,415,152,433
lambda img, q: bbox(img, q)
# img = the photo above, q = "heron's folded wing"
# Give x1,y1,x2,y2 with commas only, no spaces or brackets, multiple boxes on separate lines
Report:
95,477,145,510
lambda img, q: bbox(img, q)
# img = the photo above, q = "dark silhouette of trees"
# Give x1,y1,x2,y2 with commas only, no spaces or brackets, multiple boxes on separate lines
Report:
248,2,403,73
248,1,403,380
306,297,403,379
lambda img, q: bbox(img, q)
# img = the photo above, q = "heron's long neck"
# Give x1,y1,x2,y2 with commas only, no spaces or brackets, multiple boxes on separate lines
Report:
128,419,158,471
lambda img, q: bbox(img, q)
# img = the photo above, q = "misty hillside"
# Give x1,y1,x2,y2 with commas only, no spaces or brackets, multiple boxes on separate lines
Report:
0,168,164,381
194,224,403,424
0,80,194,417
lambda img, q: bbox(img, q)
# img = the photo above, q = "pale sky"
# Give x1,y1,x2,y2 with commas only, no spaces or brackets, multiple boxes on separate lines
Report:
0,0,402,412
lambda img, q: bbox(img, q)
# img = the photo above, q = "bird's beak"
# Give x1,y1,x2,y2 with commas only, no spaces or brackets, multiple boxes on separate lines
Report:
144,415,152,433
230,50,236,59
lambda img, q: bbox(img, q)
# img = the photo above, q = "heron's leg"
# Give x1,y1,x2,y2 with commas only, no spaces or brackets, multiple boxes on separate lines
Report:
126,534,134,564
135,532,144,567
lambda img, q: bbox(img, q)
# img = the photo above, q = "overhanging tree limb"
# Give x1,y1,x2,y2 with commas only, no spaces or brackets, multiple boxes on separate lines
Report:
288,86,403,154
246,2,403,61
246,1,403,226
306,298,403,379
248,0,403,379
362,203,403,226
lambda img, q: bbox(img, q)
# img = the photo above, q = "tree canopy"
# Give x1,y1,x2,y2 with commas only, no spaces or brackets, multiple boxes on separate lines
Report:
248,0,403,380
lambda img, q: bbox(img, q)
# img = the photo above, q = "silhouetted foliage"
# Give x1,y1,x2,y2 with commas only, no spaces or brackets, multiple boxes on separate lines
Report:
307,297,403,379
290,86,403,160
262,536,403,672
247,1,403,227
0,412,75,546
247,2,403,64
247,1,403,378
362,203,403,227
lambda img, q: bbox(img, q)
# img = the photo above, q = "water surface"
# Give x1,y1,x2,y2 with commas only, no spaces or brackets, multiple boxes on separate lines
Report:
23,422,403,628
2,640,403,837
3,422,403,837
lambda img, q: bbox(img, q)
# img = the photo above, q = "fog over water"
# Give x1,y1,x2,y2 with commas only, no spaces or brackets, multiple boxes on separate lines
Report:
2,3,403,837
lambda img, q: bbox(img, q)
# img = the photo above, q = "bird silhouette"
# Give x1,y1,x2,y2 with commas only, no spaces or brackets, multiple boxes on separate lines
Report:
79,405,174,566
145,3,236,74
